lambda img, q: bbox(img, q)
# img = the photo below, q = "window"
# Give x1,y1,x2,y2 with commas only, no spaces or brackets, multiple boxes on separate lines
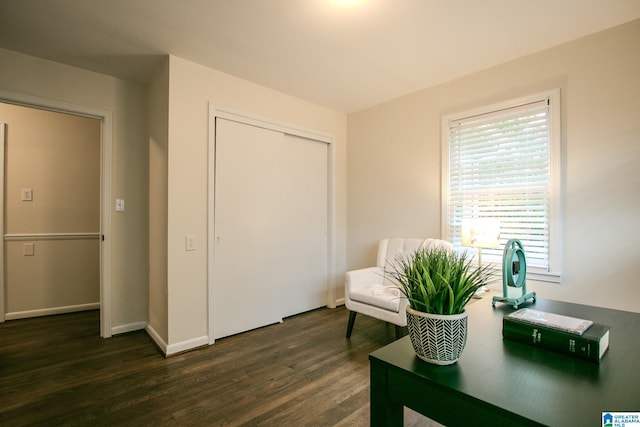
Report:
442,90,561,282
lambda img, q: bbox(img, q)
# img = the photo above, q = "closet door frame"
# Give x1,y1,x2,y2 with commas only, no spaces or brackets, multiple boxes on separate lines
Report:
207,103,336,344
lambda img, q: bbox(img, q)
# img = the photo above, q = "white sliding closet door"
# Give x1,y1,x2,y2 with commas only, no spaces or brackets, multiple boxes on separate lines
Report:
280,134,327,317
213,118,328,339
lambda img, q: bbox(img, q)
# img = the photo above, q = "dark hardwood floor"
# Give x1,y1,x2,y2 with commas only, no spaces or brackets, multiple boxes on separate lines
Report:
0,306,439,426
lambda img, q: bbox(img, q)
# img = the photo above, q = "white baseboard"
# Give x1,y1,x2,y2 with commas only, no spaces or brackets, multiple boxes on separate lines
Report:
165,335,209,356
5,302,100,320
143,324,209,357
111,321,146,335
145,324,168,355
336,298,345,306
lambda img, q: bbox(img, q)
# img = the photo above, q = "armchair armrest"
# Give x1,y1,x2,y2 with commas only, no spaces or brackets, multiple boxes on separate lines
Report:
345,265,409,325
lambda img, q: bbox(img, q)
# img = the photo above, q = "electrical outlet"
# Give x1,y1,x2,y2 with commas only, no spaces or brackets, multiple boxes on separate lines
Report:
23,243,35,256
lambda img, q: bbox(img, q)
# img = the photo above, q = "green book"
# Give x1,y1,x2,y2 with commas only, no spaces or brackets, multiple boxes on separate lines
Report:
503,315,610,363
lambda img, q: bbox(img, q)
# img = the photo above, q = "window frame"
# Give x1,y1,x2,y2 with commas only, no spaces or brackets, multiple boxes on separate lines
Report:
441,89,562,282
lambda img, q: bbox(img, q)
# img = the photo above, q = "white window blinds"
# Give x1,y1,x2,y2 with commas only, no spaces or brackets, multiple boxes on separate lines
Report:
443,91,561,279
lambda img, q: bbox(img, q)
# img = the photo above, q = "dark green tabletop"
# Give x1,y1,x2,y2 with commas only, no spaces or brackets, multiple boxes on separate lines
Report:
369,296,640,427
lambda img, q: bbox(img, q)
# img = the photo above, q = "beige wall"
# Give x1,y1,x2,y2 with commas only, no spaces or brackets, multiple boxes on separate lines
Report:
0,48,149,330
160,55,347,347
2,104,100,233
347,19,640,313
1,103,100,315
148,58,169,342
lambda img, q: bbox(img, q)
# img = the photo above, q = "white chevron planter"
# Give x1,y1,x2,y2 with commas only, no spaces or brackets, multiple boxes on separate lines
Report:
406,307,468,365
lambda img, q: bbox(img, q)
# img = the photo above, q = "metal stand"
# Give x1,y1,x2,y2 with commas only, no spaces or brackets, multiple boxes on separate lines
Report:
492,239,536,309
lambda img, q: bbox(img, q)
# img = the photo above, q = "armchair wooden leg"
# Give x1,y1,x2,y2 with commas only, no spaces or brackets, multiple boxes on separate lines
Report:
346,311,357,338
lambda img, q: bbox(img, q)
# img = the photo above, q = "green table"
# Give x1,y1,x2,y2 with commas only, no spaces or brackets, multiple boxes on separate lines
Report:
369,296,640,426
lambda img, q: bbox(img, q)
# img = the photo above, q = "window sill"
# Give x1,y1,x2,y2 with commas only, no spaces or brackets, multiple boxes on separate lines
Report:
478,261,561,284
527,271,562,284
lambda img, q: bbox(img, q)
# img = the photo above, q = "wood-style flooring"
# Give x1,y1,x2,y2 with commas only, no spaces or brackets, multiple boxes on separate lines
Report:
0,306,440,426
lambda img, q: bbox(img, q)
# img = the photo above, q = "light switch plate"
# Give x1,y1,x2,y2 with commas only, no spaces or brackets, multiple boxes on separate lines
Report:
21,188,33,201
185,234,196,251
115,198,125,212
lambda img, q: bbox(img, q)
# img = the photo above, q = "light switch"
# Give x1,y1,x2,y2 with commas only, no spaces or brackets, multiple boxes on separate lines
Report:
24,243,35,256
21,188,33,201
185,235,196,251
115,198,125,212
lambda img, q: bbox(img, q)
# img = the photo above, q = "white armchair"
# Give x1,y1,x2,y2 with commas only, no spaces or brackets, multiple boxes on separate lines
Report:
345,238,454,339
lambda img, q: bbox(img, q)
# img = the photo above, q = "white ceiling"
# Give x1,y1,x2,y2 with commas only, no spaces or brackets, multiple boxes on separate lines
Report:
1,0,639,113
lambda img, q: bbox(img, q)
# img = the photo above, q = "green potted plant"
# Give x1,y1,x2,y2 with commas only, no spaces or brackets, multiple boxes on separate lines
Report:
388,247,494,365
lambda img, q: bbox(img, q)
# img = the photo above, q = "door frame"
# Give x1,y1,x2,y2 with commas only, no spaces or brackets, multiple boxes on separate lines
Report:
207,103,337,344
0,90,113,338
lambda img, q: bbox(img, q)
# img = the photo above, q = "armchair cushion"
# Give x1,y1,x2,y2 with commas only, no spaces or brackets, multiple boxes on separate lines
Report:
350,284,402,312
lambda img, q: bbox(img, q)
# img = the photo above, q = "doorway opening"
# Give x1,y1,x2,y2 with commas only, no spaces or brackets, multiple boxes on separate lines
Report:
0,90,112,337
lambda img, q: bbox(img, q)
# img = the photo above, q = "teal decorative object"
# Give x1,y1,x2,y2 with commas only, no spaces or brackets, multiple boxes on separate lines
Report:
492,239,536,309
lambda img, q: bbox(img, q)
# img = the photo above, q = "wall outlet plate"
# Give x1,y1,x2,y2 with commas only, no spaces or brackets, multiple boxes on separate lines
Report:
23,243,35,256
